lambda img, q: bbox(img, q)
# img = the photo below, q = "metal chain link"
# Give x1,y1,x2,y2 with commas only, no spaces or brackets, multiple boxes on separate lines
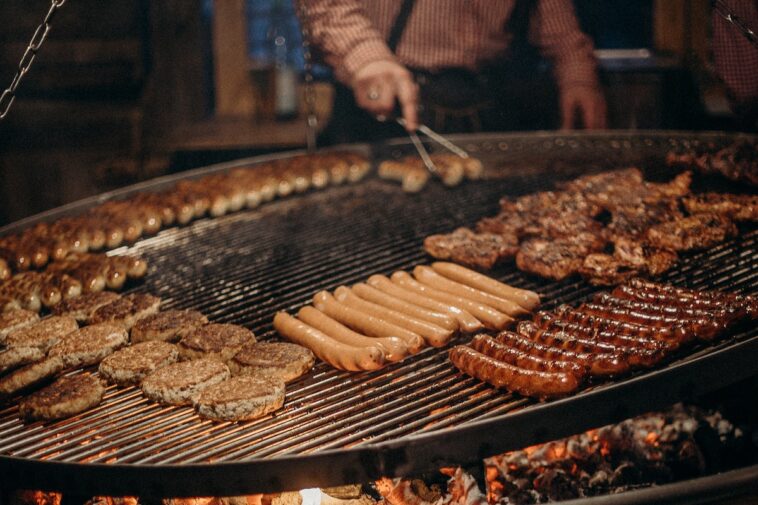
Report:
296,0,318,152
0,0,66,120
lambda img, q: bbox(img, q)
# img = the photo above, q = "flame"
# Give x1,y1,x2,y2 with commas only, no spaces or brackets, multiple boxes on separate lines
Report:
645,431,660,447
14,491,62,505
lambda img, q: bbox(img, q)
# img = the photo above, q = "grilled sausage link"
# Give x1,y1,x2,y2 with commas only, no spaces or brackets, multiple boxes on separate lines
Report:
313,291,425,354
613,283,750,322
591,293,727,340
496,330,625,377
533,311,674,352
334,286,453,347
431,262,540,311
367,275,482,332
449,346,579,399
352,282,458,331
413,266,528,317
391,271,513,330
555,304,690,345
274,312,385,371
627,278,758,318
470,334,586,379
297,306,409,362
519,320,663,369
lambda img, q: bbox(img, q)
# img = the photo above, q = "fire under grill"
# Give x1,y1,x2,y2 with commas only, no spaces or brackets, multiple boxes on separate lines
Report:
0,132,756,497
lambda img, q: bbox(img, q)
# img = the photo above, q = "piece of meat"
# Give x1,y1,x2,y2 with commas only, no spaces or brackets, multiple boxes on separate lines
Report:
646,213,738,251
516,233,605,281
682,193,758,222
707,140,758,186
510,190,603,217
560,168,645,198
578,253,642,286
612,237,679,276
423,227,518,269
606,199,682,240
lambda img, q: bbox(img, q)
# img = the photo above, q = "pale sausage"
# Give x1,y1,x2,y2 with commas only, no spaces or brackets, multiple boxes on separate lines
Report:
367,275,482,333
413,266,528,317
352,282,457,331
297,306,409,362
431,262,540,311
312,291,425,354
391,271,513,330
334,286,453,347
273,312,385,371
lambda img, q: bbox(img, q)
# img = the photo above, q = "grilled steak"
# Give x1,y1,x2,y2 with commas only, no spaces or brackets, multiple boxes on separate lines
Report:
647,213,738,251
682,193,758,222
579,253,642,286
613,237,679,276
606,199,682,241
516,233,605,281
424,227,518,269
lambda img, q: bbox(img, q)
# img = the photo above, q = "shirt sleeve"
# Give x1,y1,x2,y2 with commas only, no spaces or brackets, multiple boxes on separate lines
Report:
530,0,600,91
296,0,398,84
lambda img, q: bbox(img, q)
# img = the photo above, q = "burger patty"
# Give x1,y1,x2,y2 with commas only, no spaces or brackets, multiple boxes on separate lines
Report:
48,324,129,368
89,293,161,329
228,341,315,383
99,341,179,386
194,375,285,422
141,359,230,406
52,291,120,322
19,373,105,421
178,323,256,362
4,316,79,353
130,310,209,344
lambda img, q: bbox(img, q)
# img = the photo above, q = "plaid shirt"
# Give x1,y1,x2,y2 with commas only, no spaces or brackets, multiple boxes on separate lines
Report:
297,0,600,92
712,0,758,107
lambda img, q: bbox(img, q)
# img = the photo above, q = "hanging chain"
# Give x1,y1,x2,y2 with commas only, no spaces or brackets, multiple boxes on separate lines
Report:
712,0,758,48
296,0,318,152
0,0,67,120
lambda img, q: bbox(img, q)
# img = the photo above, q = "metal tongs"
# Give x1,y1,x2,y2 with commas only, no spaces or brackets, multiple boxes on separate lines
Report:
396,118,469,178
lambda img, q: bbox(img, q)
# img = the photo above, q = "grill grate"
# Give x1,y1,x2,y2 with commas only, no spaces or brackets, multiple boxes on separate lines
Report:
0,132,756,496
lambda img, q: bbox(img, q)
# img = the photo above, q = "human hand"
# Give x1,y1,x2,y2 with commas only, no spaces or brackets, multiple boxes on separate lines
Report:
560,86,607,130
352,60,419,131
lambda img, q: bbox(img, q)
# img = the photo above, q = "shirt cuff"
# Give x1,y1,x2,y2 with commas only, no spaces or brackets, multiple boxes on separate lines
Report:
337,39,398,84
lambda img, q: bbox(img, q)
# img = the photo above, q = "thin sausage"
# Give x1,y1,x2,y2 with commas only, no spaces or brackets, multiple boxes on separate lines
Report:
367,275,482,333
273,312,385,371
297,306,409,362
313,291,425,354
352,282,457,331
449,346,579,399
595,292,737,328
612,284,750,322
391,271,513,330
628,278,757,317
334,286,453,347
431,262,540,311
413,266,528,317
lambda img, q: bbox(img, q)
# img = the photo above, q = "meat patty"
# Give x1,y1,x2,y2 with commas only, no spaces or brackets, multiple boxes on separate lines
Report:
48,324,129,368
52,291,120,322
228,341,315,383
89,293,161,329
0,309,39,345
99,341,179,386
423,227,518,269
19,373,105,421
5,316,79,353
178,323,256,362
0,357,65,398
141,359,230,406
516,233,606,281
0,346,45,375
647,213,738,251
194,375,285,422
682,193,758,222
130,310,209,343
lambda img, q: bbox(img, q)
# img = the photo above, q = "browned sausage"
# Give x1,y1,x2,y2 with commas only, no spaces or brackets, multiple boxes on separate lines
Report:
518,321,661,369
391,271,513,330
470,334,585,379
595,292,738,328
533,311,673,352
297,306,409,362
431,262,540,311
367,275,482,332
612,284,750,322
496,330,626,377
273,312,385,371
351,282,457,331
334,286,453,347
312,291,425,354
413,266,528,317
449,346,579,399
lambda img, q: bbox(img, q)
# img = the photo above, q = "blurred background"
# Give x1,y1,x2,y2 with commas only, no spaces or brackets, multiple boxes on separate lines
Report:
0,0,744,225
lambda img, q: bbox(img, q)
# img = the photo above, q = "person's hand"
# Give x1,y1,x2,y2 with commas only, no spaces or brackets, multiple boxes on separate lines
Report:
352,60,419,131
560,86,607,130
